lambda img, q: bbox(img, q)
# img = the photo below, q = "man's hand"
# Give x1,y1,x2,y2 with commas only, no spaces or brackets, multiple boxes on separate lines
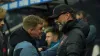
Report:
38,48,43,52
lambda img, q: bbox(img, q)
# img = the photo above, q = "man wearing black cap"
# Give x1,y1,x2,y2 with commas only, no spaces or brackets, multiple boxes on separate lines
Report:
49,4,89,56
49,4,76,31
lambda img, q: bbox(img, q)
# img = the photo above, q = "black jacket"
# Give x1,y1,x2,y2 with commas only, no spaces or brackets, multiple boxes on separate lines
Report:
9,27,40,56
57,20,89,56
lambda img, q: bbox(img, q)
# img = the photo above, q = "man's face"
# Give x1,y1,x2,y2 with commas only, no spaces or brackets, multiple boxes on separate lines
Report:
46,32,54,46
76,13,83,19
57,13,70,24
76,14,87,22
0,18,4,28
29,24,43,39
0,11,6,28
56,13,71,31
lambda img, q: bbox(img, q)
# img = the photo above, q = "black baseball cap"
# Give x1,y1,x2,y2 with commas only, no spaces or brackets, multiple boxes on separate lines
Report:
49,4,74,19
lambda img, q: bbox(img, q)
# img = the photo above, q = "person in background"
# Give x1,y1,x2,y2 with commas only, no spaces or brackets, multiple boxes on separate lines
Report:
45,27,60,48
76,10,96,44
38,27,60,51
76,10,96,56
0,7,6,56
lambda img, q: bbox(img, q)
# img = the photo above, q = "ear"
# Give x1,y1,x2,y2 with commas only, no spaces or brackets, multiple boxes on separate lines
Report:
27,28,34,34
27,28,31,34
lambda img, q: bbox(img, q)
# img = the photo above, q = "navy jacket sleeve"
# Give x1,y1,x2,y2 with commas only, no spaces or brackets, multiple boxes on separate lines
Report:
41,43,59,56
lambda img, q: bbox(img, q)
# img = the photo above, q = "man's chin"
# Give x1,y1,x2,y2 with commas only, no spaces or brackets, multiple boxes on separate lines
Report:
39,36,41,39
34,36,41,39
36,36,41,39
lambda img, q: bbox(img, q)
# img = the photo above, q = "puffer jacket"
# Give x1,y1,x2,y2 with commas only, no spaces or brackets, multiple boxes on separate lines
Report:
57,20,89,56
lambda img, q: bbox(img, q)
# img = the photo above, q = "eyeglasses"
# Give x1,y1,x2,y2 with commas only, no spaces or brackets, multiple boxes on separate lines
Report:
56,11,68,18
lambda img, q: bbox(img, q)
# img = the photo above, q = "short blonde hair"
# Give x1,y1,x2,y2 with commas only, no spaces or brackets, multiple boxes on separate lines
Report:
0,7,6,18
23,15,44,31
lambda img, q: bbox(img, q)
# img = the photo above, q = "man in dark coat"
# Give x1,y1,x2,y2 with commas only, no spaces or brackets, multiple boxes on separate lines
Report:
49,4,90,56
9,15,44,56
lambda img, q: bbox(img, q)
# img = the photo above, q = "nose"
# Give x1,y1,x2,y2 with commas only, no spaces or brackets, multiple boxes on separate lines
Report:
45,37,48,41
1,20,4,25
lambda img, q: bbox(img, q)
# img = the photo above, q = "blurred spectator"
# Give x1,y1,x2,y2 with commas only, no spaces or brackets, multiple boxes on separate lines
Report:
76,10,96,44
0,7,6,29
45,27,60,48
0,7,6,56
75,10,96,56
